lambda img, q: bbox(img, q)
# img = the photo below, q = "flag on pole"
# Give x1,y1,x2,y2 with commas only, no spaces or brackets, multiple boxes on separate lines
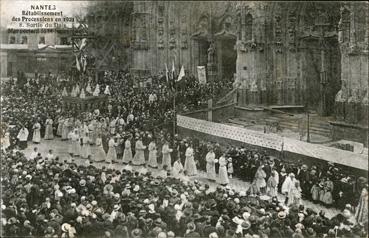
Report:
165,63,169,83
177,65,185,82
75,55,81,71
171,60,175,79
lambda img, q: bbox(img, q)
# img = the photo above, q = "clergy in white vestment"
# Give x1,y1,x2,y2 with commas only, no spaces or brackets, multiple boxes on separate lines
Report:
122,135,133,164
17,126,29,150
218,153,229,186
44,117,54,140
184,143,197,176
281,173,297,205
206,148,217,181
32,121,41,143
162,140,173,170
132,137,146,165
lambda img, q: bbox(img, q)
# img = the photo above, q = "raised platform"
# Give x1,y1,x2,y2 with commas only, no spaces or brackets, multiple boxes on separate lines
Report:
329,120,368,147
177,115,368,171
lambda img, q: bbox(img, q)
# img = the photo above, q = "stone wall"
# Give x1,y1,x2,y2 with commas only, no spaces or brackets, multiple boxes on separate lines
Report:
335,2,369,126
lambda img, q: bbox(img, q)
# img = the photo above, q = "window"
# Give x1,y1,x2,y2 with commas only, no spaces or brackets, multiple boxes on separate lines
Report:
9,36,16,44
245,14,253,41
21,36,28,44
39,36,45,44
60,37,68,45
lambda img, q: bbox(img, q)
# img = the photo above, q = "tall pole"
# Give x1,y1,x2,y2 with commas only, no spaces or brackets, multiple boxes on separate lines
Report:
173,75,177,136
307,112,310,142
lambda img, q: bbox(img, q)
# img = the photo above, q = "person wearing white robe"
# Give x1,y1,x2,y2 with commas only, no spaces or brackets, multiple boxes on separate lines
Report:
282,173,297,205
57,117,64,137
109,118,117,135
122,136,133,164
62,118,70,141
184,144,197,176
206,149,217,181
67,130,75,155
29,147,38,160
46,149,54,160
72,129,81,157
32,122,41,144
2,132,10,152
147,140,158,168
218,154,229,185
17,127,29,150
94,137,106,162
106,137,117,164
80,132,91,159
132,137,146,165
44,118,54,140
162,141,173,170
172,157,184,178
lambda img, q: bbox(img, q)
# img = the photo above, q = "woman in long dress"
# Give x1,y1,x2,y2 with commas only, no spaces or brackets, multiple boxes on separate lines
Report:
67,130,75,156
94,136,106,162
106,137,117,164
218,153,229,185
254,166,267,194
355,185,368,224
172,157,184,178
80,132,91,159
72,129,81,157
122,135,133,164
288,180,302,206
32,121,41,144
44,117,54,140
132,137,146,166
56,117,64,137
62,118,70,141
184,143,197,176
205,148,216,181
162,140,173,170
266,171,278,197
147,139,158,168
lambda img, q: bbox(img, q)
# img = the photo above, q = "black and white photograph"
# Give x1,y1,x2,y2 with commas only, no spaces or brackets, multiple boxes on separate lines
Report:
0,1,368,237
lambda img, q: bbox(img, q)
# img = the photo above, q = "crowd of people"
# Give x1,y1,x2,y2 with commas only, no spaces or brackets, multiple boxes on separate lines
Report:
1,70,368,237
2,149,368,238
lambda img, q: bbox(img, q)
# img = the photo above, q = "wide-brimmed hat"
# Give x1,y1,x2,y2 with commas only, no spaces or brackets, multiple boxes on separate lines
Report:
61,223,72,232
241,221,251,230
278,211,286,219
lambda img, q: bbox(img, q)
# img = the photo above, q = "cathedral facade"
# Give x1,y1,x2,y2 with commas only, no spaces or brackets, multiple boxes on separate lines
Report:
85,1,368,127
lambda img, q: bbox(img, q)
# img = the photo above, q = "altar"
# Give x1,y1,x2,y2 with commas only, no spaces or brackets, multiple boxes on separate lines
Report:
62,95,110,114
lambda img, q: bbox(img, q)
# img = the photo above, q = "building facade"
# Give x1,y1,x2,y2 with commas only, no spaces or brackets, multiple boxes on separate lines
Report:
0,26,73,78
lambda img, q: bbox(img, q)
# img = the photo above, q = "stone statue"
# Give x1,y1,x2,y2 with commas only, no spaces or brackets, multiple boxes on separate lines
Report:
207,42,216,65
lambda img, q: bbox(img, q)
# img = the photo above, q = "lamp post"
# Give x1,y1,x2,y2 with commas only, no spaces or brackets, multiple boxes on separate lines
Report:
316,15,330,116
